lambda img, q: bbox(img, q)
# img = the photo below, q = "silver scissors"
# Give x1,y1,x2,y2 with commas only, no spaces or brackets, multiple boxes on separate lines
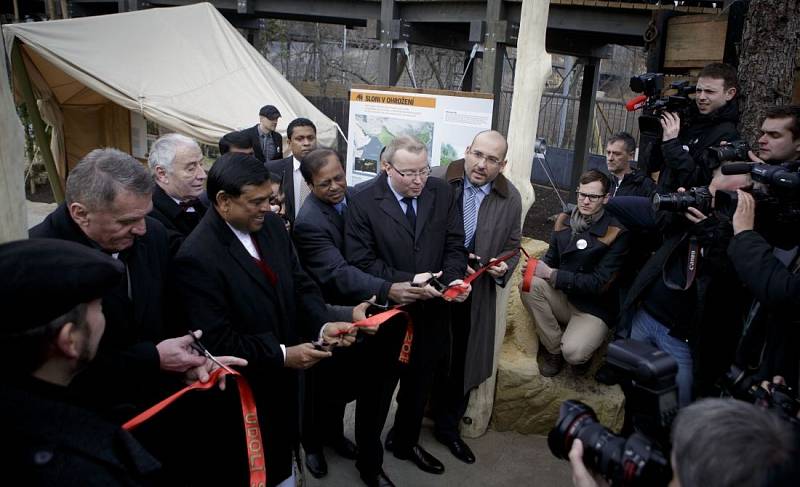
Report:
187,330,236,374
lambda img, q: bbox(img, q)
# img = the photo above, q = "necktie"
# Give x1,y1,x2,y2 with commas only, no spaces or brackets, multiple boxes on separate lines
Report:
401,197,416,231
464,186,478,246
334,201,347,215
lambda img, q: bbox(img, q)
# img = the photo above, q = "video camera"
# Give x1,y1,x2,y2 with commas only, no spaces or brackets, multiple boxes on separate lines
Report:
716,161,800,247
626,74,696,176
706,140,751,167
548,340,679,486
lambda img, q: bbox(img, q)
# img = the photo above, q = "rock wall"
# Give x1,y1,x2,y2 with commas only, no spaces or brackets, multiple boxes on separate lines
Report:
490,237,625,435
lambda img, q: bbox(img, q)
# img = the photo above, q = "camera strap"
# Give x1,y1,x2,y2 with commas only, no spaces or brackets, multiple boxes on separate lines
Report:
663,234,700,291
122,367,268,486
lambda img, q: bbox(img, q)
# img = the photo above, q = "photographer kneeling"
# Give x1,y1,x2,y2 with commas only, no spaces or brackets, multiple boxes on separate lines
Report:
569,398,800,487
618,166,752,405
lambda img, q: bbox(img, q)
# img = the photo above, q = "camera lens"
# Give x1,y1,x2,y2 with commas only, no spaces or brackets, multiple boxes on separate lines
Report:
549,400,671,486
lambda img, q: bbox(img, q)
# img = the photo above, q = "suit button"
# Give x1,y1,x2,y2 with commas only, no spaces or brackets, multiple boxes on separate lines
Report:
414,247,420,252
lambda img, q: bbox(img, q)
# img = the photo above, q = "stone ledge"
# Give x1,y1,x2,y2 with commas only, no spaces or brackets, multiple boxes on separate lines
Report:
490,237,625,435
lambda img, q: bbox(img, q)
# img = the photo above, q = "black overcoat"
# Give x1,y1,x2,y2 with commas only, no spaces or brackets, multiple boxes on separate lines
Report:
171,206,328,486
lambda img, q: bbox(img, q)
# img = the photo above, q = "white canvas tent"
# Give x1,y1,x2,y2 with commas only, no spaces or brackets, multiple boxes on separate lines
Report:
3,2,339,176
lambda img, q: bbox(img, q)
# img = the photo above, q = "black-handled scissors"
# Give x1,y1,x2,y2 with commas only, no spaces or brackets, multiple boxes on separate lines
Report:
188,330,235,374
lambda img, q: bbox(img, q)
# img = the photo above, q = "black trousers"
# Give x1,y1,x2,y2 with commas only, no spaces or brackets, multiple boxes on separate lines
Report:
355,306,447,477
301,344,361,453
431,297,471,441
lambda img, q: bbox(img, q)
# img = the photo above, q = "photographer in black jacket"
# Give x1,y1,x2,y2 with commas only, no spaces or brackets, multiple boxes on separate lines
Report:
620,166,752,405
727,188,800,391
658,63,740,192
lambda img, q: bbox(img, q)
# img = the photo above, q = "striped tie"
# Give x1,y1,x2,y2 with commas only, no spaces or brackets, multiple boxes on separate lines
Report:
464,186,478,247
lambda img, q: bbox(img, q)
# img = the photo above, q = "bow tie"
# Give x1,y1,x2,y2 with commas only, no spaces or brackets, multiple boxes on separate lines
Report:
178,199,200,211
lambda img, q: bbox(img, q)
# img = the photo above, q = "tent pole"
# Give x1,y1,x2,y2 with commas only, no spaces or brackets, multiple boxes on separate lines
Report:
11,41,65,203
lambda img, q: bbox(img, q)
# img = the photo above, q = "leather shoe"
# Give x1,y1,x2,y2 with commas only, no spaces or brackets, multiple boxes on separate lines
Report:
328,435,358,460
384,429,395,451
360,469,396,487
305,451,328,478
435,434,475,464
393,444,445,474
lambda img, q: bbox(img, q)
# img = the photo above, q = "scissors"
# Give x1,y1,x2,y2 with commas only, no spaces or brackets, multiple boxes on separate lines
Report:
187,330,236,374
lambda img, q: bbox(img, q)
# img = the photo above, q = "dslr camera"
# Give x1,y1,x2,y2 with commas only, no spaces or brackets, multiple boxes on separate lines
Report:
549,340,679,486
718,365,800,423
706,140,750,167
651,186,713,215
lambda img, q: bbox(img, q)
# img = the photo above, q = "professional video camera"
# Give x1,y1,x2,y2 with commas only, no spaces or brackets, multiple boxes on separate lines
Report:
626,73,696,175
549,340,677,486
651,186,713,215
715,161,800,247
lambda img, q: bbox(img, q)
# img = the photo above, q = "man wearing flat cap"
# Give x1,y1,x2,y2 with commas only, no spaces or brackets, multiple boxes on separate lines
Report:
247,104,283,162
0,239,161,485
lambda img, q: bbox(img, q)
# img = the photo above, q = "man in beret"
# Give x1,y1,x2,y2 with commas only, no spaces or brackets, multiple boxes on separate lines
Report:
246,104,283,162
30,148,211,414
0,239,162,485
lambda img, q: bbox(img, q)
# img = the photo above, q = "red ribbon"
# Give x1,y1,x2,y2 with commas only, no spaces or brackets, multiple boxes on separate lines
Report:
123,368,267,487
349,307,414,364
520,247,538,293
442,248,523,299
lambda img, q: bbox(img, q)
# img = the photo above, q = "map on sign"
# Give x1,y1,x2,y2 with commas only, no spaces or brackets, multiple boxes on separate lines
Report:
351,115,434,175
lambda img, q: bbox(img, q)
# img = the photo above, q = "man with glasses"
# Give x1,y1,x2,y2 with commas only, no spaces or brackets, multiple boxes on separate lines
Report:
520,169,630,377
345,135,469,486
429,130,521,465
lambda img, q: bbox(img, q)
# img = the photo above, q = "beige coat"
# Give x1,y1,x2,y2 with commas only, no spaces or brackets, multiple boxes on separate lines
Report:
433,159,522,393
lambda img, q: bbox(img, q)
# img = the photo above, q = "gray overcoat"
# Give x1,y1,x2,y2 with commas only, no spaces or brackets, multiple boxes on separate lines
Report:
433,159,522,393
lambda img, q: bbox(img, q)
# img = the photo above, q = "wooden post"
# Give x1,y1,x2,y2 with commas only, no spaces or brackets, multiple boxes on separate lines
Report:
378,0,398,85
0,36,27,242
461,0,552,439
571,58,599,189
11,42,65,203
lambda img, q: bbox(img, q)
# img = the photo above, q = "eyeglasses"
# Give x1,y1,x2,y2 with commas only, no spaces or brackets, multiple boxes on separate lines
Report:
467,149,503,166
390,164,431,180
575,191,606,202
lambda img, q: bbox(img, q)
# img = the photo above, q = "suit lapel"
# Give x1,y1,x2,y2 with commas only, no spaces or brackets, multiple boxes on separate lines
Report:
281,158,295,219
209,209,273,294
376,176,414,238
414,184,435,242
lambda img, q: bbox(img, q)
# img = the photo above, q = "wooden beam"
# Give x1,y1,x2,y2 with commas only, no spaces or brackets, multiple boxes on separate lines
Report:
11,43,65,203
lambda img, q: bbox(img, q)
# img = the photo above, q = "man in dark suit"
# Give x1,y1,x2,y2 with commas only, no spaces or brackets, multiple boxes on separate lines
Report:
246,104,283,162
29,148,209,415
267,117,318,226
147,133,208,253
171,153,356,487
345,136,470,486
294,148,419,478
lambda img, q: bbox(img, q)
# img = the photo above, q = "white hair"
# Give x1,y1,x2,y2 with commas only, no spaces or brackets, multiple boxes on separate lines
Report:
147,133,199,173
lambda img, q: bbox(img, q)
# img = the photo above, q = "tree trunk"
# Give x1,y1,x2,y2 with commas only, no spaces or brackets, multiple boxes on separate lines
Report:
461,0,552,438
737,0,800,143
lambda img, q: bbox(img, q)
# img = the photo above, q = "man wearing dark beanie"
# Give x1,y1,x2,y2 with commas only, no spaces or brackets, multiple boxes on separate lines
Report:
0,239,161,485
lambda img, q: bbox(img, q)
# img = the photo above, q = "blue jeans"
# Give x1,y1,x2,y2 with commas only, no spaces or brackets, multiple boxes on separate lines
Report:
630,308,693,407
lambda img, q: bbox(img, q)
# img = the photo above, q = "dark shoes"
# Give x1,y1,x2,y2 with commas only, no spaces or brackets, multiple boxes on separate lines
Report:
434,433,476,464
571,360,592,377
360,469,396,487
305,451,328,478
392,444,445,474
328,435,358,460
538,348,564,377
